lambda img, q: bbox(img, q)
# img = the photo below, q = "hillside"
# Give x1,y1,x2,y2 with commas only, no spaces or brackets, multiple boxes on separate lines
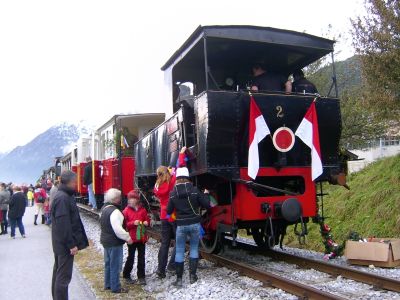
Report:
0,123,89,184
308,55,362,96
286,154,400,252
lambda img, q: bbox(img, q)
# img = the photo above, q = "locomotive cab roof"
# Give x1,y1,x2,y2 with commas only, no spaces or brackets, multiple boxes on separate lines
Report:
162,25,335,110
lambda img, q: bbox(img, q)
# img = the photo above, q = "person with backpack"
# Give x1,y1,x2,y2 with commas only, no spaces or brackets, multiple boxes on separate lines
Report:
34,183,47,225
167,167,210,287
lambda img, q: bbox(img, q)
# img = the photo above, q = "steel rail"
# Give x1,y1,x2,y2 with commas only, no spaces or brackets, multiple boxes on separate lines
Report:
200,252,344,300
235,241,400,293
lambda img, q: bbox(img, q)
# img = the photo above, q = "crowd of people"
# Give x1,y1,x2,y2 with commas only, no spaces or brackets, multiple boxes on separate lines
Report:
0,178,60,239
1,146,209,299
50,146,211,299
0,183,27,238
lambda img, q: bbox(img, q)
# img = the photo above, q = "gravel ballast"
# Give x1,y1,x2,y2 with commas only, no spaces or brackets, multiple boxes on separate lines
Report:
81,214,400,300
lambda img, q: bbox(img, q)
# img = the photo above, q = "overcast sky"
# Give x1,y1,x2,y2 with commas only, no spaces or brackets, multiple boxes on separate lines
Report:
0,0,364,153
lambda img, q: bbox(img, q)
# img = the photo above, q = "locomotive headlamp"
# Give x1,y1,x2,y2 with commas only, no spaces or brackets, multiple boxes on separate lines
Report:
225,77,234,87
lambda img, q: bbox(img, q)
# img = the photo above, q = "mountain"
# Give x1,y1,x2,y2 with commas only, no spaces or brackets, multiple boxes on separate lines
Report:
308,55,362,96
0,122,90,184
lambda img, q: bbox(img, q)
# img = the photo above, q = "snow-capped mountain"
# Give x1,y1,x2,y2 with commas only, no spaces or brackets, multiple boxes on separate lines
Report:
0,122,90,184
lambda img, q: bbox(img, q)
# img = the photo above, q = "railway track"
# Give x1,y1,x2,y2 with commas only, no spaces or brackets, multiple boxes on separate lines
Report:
234,240,400,293
77,204,399,299
143,227,344,300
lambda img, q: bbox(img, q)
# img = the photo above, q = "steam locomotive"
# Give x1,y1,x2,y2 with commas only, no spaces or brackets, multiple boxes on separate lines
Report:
134,25,347,253
41,25,347,253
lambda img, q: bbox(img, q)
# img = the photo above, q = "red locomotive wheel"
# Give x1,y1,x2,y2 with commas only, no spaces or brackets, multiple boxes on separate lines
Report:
272,127,295,152
200,212,222,254
200,228,222,254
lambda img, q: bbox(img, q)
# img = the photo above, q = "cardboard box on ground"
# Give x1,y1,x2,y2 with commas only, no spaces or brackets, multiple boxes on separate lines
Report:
345,238,400,268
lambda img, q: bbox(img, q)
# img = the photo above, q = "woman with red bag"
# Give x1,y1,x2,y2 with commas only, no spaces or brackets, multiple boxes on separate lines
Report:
122,190,150,285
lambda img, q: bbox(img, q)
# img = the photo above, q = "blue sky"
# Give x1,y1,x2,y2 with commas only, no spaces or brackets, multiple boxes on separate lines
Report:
0,0,364,153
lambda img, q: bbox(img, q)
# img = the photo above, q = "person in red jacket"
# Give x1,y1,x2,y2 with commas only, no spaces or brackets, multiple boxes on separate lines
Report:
154,146,186,278
122,190,150,285
34,183,47,225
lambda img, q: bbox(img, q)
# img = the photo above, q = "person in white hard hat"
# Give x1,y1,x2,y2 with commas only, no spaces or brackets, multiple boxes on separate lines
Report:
166,167,210,288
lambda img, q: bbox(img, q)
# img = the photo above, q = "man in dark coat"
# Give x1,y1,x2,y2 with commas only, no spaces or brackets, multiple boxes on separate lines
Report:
292,69,318,94
83,156,97,209
51,170,88,300
8,185,27,238
250,63,291,93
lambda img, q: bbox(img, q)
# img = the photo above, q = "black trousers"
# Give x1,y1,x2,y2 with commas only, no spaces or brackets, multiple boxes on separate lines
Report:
157,220,176,273
1,210,7,228
52,254,74,300
123,243,145,279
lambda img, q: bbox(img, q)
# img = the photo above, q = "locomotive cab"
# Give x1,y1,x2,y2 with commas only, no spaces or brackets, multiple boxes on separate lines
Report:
136,25,343,252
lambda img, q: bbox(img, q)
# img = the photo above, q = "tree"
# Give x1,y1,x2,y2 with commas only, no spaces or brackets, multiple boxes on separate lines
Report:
351,0,400,112
340,91,387,149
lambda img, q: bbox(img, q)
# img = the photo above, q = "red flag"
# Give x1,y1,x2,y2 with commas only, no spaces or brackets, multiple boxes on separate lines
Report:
295,101,323,180
248,96,271,179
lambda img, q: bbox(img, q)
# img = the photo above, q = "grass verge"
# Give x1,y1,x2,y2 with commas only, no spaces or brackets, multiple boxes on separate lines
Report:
74,240,153,299
286,154,400,252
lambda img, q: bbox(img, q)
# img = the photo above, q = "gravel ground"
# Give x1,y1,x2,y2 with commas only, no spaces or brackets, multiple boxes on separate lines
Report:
222,247,400,300
81,214,400,300
276,245,400,280
235,235,400,280
81,214,296,300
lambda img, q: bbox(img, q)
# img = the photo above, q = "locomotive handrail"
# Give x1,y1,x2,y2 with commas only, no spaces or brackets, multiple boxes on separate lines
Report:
233,178,299,196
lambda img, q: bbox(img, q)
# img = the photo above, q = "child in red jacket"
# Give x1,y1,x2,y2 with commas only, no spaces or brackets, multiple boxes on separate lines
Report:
154,146,186,278
43,198,51,225
122,190,150,285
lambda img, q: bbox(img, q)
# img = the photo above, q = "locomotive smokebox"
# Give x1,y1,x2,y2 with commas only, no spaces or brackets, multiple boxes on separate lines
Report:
281,198,302,222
